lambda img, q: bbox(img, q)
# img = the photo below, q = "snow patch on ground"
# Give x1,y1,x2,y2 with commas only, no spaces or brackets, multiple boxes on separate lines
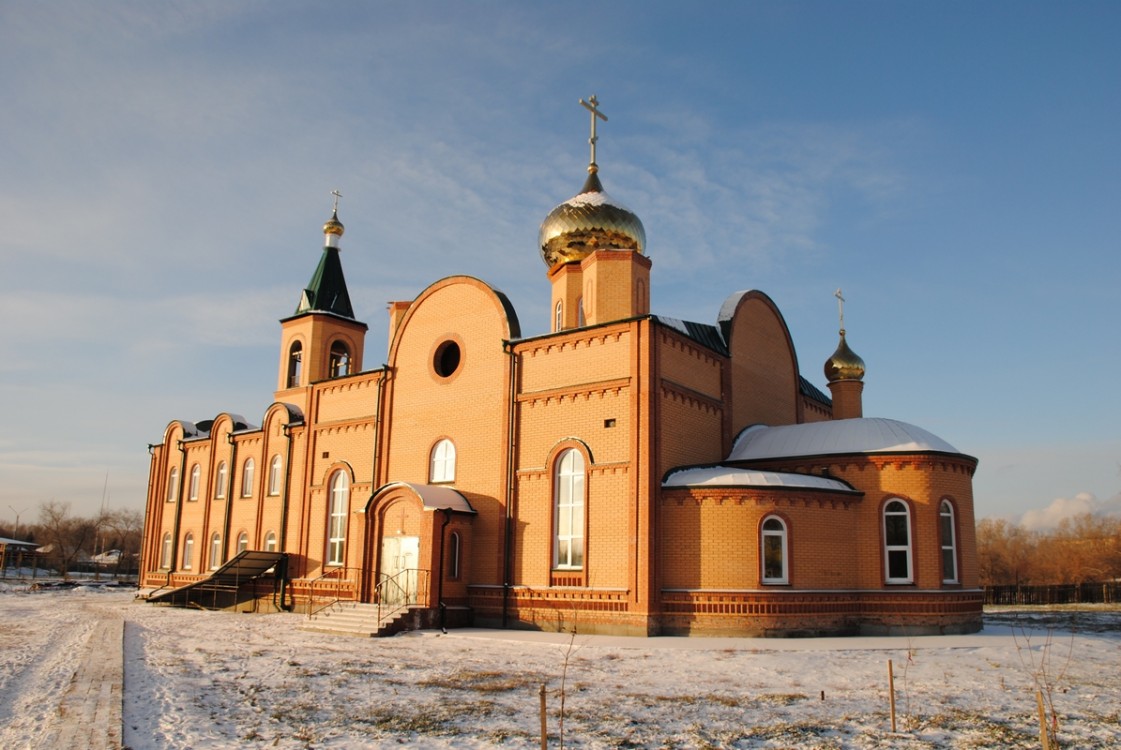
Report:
1,583,1119,748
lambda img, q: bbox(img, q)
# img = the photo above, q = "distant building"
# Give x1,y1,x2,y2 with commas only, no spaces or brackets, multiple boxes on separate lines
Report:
141,104,981,636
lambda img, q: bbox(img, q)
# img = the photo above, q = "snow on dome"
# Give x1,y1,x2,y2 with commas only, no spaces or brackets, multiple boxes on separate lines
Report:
729,418,962,462
663,466,854,492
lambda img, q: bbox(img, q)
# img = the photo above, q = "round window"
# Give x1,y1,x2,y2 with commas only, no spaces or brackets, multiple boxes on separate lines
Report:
433,340,462,378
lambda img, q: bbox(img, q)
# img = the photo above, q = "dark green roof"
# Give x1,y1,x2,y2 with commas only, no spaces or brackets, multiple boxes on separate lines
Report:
295,246,355,318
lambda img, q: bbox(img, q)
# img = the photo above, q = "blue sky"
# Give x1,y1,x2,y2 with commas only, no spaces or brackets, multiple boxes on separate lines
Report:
1,1,1118,527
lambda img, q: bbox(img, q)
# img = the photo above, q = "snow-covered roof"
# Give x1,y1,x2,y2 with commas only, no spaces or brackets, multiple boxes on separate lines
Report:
663,466,854,492
729,418,963,462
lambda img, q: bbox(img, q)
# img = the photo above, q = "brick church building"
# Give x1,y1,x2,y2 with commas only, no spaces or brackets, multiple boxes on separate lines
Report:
140,102,981,636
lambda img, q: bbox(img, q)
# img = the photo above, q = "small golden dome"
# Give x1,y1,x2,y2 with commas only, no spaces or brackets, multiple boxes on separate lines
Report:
323,210,345,237
825,329,866,382
539,170,646,268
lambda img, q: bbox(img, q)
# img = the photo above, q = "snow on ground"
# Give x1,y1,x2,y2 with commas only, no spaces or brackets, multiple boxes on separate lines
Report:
1,583,1119,749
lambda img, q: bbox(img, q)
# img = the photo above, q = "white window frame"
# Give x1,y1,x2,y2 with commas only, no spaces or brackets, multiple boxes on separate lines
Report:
188,464,201,501
268,455,282,496
182,533,194,570
237,531,249,555
761,516,789,584
160,532,173,569
215,461,227,499
430,439,456,483
553,449,585,570
940,499,959,584
241,458,255,498
327,471,349,566
209,533,223,570
166,466,179,503
554,300,563,332
264,531,277,552
883,499,913,584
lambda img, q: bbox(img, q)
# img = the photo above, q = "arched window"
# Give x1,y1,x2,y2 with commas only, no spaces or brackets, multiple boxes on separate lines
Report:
554,449,585,570
430,439,456,483
327,471,349,566
268,454,282,496
160,532,173,569
209,533,223,570
761,516,789,584
182,533,194,570
940,500,959,584
287,341,303,387
215,461,227,499
447,531,461,579
554,300,563,332
188,464,201,501
264,531,277,552
883,500,913,584
166,466,179,503
577,297,585,327
237,531,249,554
329,341,350,378
241,458,255,498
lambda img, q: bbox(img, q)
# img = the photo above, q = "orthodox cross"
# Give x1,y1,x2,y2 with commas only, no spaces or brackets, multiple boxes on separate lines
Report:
331,189,343,213
580,95,608,168
834,288,846,332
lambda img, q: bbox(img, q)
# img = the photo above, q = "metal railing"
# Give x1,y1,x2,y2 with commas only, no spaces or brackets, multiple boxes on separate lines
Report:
306,566,359,618
375,568,430,627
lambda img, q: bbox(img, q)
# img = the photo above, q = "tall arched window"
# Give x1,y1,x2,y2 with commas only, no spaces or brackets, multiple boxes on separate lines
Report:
554,300,563,332
329,341,350,378
215,461,227,499
237,531,249,554
940,500,959,584
883,500,913,584
577,297,585,327
327,471,349,566
264,531,277,552
182,533,194,570
761,516,789,584
241,458,255,498
287,341,303,387
166,466,179,503
160,532,173,569
188,464,201,501
554,449,586,570
430,439,456,483
447,531,461,579
209,532,223,570
268,455,282,496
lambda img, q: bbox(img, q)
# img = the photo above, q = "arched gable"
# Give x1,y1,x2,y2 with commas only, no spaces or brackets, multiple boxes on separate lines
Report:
718,290,801,433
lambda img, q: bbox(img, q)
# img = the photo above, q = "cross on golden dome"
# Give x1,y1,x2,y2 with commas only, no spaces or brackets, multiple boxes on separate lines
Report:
580,95,607,171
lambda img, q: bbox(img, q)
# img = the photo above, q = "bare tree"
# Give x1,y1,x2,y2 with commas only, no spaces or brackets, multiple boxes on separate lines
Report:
37,501,98,578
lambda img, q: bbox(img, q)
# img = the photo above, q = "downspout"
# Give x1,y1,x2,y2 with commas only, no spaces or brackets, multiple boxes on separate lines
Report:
437,508,452,632
224,432,239,568
142,444,158,586
363,366,388,601
278,419,298,611
168,439,188,582
502,341,518,628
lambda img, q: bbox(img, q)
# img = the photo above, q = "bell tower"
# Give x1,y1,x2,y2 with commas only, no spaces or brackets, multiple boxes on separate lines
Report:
275,192,368,408
538,96,649,332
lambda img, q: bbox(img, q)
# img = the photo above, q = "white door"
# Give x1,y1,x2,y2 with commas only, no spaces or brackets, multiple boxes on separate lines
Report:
379,536,419,605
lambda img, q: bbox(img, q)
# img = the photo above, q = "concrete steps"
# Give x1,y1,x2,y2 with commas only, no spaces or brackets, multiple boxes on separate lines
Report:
301,602,414,638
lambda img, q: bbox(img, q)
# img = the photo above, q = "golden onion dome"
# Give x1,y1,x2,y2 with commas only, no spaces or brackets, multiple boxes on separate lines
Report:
323,210,345,237
539,169,646,268
824,329,866,382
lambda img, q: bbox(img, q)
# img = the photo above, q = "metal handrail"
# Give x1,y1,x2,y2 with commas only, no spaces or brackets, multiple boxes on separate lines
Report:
306,566,359,618
375,568,430,627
